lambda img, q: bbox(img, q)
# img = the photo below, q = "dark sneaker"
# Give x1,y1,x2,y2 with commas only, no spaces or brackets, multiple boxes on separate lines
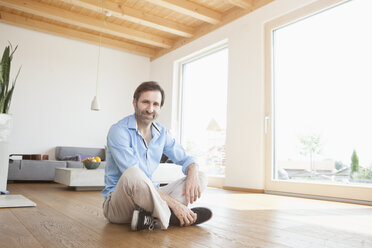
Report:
169,207,212,226
191,207,213,225
131,208,159,231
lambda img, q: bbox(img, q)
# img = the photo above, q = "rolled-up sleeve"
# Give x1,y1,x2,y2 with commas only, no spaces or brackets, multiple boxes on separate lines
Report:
163,130,196,175
107,125,139,173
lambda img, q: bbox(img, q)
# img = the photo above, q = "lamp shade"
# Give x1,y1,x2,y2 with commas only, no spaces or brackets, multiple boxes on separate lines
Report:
91,96,100,111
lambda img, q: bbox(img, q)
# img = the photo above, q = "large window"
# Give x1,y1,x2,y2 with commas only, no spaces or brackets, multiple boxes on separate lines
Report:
179,46,228,176
265,0,372,201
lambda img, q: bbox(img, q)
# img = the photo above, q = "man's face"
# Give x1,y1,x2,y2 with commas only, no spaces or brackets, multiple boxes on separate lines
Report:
133,90,162,125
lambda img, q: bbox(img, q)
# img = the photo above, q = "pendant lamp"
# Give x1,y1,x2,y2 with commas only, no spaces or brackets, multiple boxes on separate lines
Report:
91,30,101,111
91,1,108,111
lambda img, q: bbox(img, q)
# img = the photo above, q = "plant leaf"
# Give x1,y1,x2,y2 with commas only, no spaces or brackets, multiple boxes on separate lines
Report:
0,44,20,114
3,84,15,113
9,44,18,58
1,46,11,95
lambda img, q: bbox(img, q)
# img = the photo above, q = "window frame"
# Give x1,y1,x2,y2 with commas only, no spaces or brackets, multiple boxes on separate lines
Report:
264,0,372,202
173,41,228,180
175,41,228,143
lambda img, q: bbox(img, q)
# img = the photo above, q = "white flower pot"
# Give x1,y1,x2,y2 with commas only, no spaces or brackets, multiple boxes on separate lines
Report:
0,114,12,193
0,114,35,207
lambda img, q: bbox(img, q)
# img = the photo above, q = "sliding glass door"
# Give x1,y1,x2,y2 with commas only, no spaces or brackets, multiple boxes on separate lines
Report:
265,0,372,201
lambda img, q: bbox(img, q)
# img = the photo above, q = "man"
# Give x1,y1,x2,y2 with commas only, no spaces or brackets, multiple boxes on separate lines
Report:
102,81,212,231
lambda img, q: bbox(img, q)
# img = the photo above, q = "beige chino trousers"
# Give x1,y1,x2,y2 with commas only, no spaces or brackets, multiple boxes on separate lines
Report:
103,166,207,229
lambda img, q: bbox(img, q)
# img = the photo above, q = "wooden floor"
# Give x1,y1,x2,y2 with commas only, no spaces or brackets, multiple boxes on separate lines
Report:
1,183,372,248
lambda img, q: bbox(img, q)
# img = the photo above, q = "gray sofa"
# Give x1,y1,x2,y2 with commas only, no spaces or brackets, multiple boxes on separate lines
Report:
8,146,106,181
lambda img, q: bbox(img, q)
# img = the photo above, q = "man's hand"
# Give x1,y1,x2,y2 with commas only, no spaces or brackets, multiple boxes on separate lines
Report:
156,188,196,226
183,164,201,205
171,201,197,226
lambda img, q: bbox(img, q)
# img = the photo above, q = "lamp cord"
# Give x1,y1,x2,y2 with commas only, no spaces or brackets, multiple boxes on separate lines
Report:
95,0,105,97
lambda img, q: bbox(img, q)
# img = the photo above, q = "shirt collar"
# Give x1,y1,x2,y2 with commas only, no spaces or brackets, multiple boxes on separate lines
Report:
152,122,160,134
128,114,138,130
128,114,161,135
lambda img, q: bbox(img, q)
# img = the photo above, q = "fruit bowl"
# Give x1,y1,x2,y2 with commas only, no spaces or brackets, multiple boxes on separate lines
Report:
83,161,100,170
82,156,101,169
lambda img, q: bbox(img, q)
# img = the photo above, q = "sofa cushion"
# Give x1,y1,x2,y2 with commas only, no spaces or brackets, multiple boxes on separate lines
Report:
66,161,84,169
60,155,81,161
55,146,106,161
8,160,67,181
152,163,184,184
77,154,90,161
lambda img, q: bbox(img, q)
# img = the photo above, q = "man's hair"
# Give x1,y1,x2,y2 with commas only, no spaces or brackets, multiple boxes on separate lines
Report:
133,81,165,107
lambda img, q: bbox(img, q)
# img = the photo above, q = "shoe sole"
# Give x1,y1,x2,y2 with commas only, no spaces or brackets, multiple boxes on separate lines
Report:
131,210,139,231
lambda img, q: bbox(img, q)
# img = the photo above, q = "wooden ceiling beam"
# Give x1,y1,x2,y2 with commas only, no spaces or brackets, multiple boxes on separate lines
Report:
152,0,275,60
145,0,222,24
0,0,173,48
61,0,194,38
227,0,253,9
0,11,155,58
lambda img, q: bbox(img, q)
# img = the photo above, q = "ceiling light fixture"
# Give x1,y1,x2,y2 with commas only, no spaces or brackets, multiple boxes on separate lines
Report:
91,0,106,111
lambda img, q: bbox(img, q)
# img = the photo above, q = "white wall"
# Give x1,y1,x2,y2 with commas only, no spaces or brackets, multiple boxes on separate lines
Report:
150,0,318,189
1,23,150,159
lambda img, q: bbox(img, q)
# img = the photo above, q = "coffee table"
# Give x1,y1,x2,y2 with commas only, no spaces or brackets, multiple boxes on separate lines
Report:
54,164,184,191
54,168,104,191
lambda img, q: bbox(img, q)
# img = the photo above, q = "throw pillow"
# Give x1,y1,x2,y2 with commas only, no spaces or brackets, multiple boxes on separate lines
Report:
78,154,91,161
60,155,81,161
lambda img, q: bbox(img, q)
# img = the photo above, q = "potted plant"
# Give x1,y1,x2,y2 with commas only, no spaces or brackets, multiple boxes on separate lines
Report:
0,43,21,194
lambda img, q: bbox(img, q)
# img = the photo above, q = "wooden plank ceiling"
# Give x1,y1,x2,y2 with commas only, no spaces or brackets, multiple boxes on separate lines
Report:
0,0,274,60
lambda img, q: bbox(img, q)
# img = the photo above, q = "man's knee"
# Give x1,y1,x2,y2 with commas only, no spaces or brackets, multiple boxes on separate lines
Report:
123,166,144,178
198,171,208,192
121,166,150,187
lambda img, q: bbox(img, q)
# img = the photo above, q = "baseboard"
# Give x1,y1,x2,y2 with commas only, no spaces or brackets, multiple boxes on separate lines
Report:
207,176,225,188
222,186,264,193
265,190,372,206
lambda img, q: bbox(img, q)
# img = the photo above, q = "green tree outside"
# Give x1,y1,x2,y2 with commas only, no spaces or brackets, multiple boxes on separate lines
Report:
350,150,360,179
299,134,322,172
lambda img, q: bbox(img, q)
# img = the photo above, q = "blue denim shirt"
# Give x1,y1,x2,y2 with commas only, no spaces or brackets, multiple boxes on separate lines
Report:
101,114,195,198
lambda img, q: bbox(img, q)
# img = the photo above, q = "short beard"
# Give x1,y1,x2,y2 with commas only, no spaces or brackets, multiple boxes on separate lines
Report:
135,106,157,125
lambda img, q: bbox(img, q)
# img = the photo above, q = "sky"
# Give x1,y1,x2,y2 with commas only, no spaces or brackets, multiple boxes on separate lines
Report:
273,0,372,167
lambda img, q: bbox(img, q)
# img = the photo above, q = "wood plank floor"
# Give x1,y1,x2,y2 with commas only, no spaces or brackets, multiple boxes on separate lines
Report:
1,183,372,248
